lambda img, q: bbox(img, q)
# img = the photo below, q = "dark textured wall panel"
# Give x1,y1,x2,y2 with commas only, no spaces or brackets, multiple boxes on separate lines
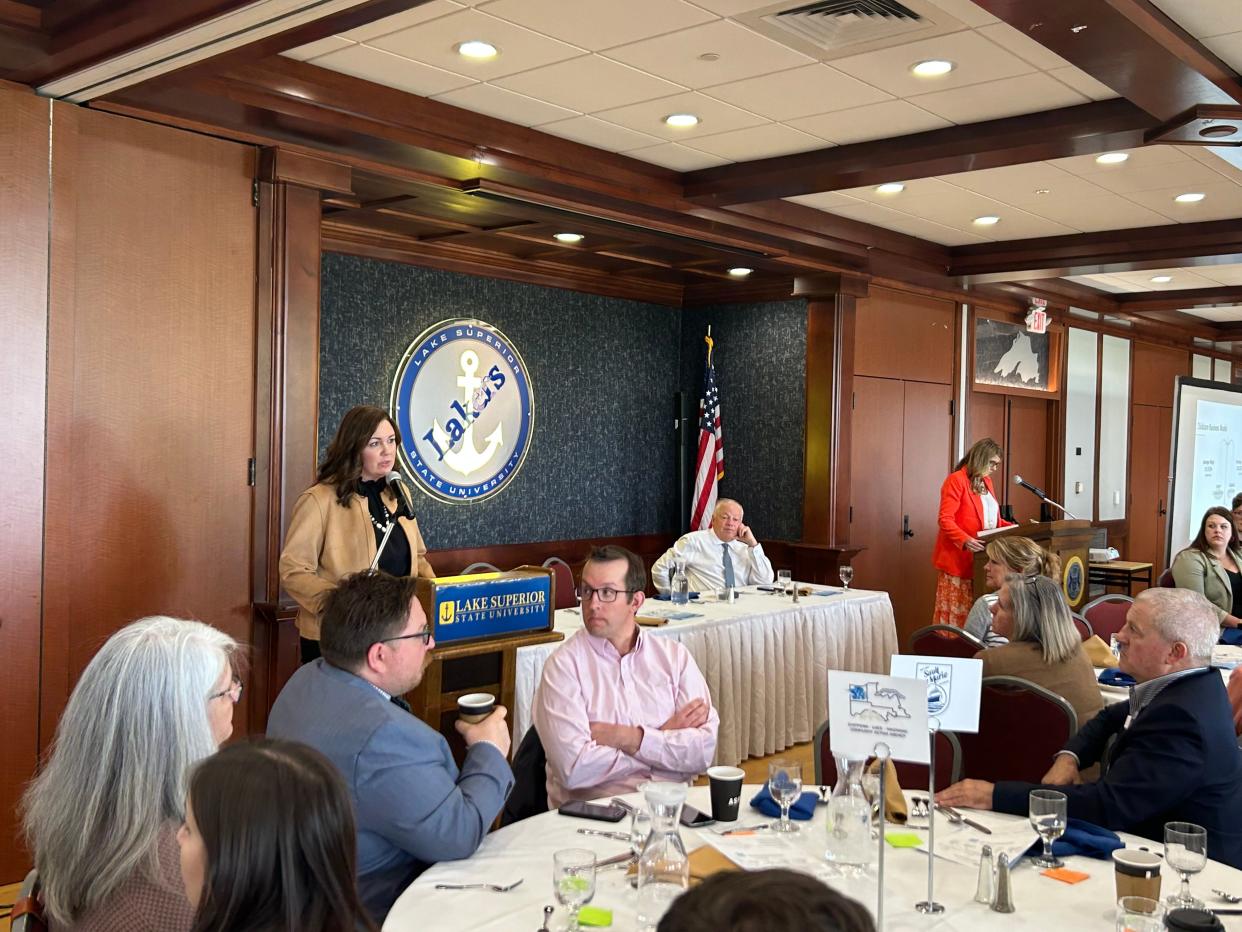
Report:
319,254,682,549
680,300,807,542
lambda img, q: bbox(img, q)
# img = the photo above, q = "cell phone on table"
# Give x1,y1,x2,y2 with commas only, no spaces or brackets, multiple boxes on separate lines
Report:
558,800,628,823
679,804,715,828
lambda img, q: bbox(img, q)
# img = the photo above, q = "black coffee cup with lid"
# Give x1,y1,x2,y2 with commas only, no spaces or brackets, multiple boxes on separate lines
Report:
1164,908,1224,931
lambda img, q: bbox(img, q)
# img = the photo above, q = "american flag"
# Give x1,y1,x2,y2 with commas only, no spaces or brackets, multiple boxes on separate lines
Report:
690,332,724,531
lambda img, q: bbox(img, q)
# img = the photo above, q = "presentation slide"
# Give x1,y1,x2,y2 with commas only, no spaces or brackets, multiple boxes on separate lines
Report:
1169,379,1242,560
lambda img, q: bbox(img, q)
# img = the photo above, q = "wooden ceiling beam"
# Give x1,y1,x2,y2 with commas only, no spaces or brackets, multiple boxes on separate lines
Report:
682,99,1153,206
1115,285,1242,312
972,0,1242,121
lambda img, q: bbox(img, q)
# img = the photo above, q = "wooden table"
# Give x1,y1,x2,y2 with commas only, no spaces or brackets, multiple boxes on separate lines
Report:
1089,560,1153,595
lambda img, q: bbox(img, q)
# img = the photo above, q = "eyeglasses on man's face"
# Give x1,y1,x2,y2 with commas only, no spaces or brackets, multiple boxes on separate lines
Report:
577,584,637,603
209,678,244,704
379,627,434,646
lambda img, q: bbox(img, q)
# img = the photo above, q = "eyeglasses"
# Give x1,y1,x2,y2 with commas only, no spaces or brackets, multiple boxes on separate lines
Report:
577,585,637,603
380,628,434,646
209,678,243,704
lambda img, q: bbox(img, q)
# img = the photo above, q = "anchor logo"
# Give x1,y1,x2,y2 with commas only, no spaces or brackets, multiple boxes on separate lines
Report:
430,350,504,477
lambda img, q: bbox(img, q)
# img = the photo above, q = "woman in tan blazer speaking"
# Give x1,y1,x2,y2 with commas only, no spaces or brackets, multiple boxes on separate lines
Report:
280,405,435,663
1171,506,1242,634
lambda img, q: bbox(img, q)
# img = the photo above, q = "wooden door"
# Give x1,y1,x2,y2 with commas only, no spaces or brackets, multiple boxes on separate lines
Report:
1129,404,1173,573
897,382,953,646
849,376,905,608
1007,397,1050,524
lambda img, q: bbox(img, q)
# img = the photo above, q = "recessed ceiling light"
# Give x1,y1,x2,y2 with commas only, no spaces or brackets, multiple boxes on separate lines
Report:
1095,152,1129,165
973,215,1001,226
456,40,498,60
1175,192,1205,203
728,267,753,278
911,59,954,78
663,113,700,128
1034,188,1050,195
875,182,905,195
1150,275,1173,283
553,232,583,244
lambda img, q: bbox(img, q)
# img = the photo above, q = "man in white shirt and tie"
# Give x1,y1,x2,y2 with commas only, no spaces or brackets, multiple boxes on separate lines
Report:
653,498,775,593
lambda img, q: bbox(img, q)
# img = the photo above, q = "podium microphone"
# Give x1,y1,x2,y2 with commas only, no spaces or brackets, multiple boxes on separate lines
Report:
386,470,416,519
1012,475,1080,520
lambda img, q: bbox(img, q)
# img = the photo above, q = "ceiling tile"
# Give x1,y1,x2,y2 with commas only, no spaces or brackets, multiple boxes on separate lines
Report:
537,115,664,151
1203,31,1242,72
838,176,966,204
493,56,685,113
784,190,857,211
823,201,988,246
592,91,767,140
786,99,950,144
1046,65,1119,102
282,36,354,61
1149,0,1242,39
479,0,716,51
921,0,1000,27
681,0,770,15
871,184,1078,238
431,82,577,125
1017,193,1174,233
909,72,1087,123
309,44,475,96
700,63,892,121
1109,268,1220,289
1084,160,1228,195
626,142,730,170
975,23,1072,70
341,2,465,42
1199,263,1242,285
682,123,824,160
1065,274,1133,293
1125,182,1242,223
829,29,1036,98
368,9,584,80
1183,306,1242,322
1050,145,1191,179
603,19,812,89
1183,146,1242,181
939,162,1105,205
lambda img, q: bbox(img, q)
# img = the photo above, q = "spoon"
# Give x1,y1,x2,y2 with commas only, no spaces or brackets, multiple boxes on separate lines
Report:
818,785,830,805
538,904,554,931
1214,890,1242,904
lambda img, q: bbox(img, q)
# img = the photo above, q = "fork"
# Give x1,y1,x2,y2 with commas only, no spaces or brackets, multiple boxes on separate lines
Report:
434,879,524,891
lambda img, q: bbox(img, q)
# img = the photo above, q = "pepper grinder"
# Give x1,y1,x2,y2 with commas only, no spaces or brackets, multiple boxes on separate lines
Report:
973,844,994,904
990,853,1015,913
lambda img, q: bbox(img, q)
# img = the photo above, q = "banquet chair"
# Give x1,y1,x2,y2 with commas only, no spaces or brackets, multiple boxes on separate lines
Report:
1071,612,1093,641
1081,594,1133,642
460,561,501,575
542,557,578,610
1158,568,1176,588
500,726,549,826
11,868,46,932
907,625,983,659
955,675,1079,784
814,721,961,789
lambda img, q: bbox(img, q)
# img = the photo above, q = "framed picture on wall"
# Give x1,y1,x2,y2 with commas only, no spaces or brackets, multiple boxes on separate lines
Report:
971,314,1061,397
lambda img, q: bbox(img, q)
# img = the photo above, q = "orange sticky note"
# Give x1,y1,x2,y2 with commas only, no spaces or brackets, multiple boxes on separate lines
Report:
1042,867,1089,884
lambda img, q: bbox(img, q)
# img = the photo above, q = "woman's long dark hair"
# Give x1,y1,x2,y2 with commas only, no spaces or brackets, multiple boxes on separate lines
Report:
1188,505,1240,555
187,739,377,932
317,405,401,506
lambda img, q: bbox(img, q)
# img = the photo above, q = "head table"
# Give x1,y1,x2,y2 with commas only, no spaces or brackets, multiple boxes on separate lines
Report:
384,785,1242,932
512,586,900,767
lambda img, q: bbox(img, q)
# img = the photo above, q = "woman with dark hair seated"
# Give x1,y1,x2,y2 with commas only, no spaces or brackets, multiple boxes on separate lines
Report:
976,574,1104,731
658,869,874,932
1171,506,1242,638
178,739,376,932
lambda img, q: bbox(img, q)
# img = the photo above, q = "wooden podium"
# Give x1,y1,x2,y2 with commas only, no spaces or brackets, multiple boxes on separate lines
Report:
972,519,1095,611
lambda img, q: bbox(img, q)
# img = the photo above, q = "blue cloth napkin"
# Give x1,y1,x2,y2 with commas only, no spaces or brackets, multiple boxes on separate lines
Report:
1219,628,1242,647
1098,667,1136,688
654,591,700,601
1025,819,1123,859
749,783,818,820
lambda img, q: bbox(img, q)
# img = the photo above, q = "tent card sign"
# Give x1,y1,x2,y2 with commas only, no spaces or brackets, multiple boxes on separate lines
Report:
827,671,930,764
889,655,983,734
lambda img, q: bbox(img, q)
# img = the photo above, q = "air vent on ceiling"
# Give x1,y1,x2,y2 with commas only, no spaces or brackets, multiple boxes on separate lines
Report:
767,0,923,52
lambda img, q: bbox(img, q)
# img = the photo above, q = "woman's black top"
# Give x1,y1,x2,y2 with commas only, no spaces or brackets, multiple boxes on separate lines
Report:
358,478,411,577
1228,567,1242,619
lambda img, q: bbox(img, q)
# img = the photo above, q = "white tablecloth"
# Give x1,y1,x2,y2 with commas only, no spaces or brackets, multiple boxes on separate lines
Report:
384,784,1242,931
512,587,899,766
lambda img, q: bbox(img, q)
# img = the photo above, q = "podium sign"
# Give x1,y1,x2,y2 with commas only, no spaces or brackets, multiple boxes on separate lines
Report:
417,567,553,646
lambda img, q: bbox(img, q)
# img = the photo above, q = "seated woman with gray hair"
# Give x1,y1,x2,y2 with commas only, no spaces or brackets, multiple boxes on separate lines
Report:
963,536,1061,646
975,574,1103,732
22,616,241,932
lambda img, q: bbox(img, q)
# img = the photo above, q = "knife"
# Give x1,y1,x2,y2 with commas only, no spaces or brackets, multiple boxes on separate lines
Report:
716,823,772,836
597,851,635,868
936,804,993,835
576,828,632,842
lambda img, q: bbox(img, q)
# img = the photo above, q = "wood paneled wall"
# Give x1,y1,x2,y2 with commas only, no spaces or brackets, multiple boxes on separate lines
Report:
0,84,50,882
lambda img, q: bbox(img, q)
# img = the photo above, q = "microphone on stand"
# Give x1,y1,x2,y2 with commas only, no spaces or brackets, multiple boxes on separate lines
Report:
386,470,416,519
1011,475,1080,520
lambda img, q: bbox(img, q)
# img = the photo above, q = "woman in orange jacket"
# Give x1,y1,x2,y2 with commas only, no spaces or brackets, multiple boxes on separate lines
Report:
931,437,1014,627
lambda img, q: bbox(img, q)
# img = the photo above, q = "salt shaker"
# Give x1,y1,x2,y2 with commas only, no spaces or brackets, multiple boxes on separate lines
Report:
973,844,994,904
990,852,1015,913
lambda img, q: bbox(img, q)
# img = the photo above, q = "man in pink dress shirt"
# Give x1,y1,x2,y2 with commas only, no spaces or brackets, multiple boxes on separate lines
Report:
532,545,720,808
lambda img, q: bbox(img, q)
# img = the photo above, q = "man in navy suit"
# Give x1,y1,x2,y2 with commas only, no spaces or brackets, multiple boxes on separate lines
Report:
267,572,514,921
940,588,1242,869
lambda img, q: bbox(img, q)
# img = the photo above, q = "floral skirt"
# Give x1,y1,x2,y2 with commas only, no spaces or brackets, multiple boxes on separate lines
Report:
933,572,973,628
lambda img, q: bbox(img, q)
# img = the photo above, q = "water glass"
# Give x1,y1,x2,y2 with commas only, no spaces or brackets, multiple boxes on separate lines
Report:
777,569,792,595
553,848,596,931
769,759,802,833
630,809,652,857
838,565,854,590
1116,895,1164,932
1028,789,1067,868
1165,822,1207,909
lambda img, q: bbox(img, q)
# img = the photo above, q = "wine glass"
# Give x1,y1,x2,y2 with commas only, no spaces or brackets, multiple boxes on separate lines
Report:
630,808,652,858
769,759,802,833
838,564,854,590
553,848,596,931
861,771,881,829
1028,789,1067,868
1116,896,1165,932
1165,822,1208,909
777,568,792,595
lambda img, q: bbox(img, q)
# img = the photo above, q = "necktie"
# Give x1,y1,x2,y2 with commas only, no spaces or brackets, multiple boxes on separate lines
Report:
391,695,411,713
722,543,736,588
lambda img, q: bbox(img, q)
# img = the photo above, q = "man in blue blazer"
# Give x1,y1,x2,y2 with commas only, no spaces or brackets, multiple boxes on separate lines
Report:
268,572,514,921
940,588,1242,869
